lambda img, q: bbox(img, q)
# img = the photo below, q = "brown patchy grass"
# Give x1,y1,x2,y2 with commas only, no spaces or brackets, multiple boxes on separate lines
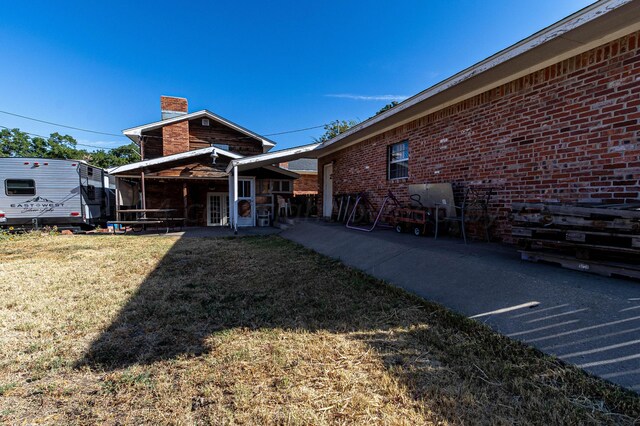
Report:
0,234,639,425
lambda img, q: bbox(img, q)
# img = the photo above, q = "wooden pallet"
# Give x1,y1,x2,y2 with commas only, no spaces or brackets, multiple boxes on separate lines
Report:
512,202,640,263
512,227,640,249
512,202,640,232
520,250,640,280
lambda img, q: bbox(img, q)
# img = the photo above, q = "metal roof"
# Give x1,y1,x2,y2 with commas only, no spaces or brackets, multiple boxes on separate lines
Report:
107,146,242,175
284,158,317,172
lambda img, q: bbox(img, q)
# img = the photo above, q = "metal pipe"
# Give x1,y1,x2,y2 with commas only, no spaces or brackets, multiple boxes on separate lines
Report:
233,165,238,234
346,195,391,232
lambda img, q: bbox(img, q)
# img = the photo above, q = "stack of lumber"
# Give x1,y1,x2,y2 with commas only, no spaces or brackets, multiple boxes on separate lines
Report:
511,202,640,279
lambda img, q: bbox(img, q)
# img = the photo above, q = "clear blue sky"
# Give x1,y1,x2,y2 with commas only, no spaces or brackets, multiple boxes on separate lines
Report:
0,0,595,151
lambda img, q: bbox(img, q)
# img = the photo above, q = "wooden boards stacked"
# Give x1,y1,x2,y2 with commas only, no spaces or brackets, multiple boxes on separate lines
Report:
511,202,640,279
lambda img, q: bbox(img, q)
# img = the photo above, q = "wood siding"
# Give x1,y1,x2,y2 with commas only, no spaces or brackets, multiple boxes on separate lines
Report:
188,117,264,156
140,116,265,160
142,128,164,159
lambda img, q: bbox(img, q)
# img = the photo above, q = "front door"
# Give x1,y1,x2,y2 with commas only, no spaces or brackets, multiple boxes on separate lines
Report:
237,178,255,227
207,192,228,226
323,163,333,218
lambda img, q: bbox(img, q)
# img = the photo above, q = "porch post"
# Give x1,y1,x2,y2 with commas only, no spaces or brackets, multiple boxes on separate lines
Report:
139,135,147,216
114,176,121,221
233,164,239,233
140,172,147,214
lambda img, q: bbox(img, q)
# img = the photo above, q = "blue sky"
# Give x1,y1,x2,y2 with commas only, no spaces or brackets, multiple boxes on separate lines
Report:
0,0,595,151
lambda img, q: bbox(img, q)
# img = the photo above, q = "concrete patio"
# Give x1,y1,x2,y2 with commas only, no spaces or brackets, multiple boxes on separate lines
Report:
281,220,640,392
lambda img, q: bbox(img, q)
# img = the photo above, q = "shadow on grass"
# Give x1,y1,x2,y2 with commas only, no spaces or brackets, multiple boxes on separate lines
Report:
76,235,640,424
78,236,422,367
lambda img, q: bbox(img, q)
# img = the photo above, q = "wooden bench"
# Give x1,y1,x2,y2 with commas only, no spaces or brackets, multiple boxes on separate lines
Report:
112,209,186,234
107,220,165,234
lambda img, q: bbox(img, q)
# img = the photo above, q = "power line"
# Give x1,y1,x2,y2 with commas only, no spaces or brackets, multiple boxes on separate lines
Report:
0,108,330,142
137,122,328,141
0,108,329,138
0,110,126,137
0,125,138,153
263,124,326,136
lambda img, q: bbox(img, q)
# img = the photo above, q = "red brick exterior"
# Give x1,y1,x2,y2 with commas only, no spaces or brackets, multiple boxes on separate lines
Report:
318,31,640,241
293,173,318,195
161,120,190,157
160,96,188,113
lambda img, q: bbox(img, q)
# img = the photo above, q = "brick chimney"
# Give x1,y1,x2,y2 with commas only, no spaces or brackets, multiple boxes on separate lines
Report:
160,96,190,156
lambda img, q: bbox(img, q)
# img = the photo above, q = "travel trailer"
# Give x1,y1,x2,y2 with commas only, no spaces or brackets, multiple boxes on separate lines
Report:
0,158,115,230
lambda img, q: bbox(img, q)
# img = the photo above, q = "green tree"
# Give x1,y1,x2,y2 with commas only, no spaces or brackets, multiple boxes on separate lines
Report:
0,127,139,168
375,101,399,115
0,128,32,157
314,119,359,143
46,132,87,159
88,143,139,168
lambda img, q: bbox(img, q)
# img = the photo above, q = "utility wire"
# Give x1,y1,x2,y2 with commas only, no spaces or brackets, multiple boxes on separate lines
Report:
0,125,139,154
263,124,326,136
0,108,329,140
0,110,126,137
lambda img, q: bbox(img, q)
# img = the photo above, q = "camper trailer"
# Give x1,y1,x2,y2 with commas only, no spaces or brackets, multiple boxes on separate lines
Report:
0,158,115,230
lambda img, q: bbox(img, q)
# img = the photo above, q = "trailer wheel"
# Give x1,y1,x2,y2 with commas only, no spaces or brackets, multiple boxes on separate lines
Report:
395,224,403,233
413,226,422,236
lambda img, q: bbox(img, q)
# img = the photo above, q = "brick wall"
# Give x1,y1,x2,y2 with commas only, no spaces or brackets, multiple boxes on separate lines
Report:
294,173,318,195
162,120,190,156
318,31,640,241
161,96,188,113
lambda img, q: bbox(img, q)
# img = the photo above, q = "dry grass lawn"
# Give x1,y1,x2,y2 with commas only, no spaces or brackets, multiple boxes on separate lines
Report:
0,233,639,425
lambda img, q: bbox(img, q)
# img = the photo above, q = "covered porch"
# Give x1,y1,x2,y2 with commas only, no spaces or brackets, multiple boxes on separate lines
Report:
108,146,298,229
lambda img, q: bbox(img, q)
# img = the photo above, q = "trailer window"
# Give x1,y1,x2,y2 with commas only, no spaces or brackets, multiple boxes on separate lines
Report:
5,179,36,196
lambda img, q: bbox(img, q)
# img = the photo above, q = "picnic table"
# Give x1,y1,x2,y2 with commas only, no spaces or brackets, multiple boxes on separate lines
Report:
109,208,186,234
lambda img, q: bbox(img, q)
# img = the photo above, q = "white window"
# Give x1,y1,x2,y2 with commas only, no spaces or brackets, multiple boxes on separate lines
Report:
388,140,409,180
238,180,251,198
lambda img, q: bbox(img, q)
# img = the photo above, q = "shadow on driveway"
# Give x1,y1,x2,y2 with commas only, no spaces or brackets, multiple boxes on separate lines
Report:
281,220,640,393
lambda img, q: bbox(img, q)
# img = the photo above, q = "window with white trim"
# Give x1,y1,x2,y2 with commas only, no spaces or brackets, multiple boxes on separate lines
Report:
388,140,409,180
238,181,251,198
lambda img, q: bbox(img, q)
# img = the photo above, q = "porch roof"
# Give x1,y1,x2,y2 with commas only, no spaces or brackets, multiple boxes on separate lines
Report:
107,146,241,175
227,143,323,172
108,145,299,180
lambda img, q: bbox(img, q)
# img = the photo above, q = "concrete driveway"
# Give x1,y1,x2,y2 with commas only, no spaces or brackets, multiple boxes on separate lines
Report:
281,220,640,392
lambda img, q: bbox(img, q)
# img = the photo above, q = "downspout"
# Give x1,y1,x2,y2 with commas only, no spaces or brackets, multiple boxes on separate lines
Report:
233,163,238,234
